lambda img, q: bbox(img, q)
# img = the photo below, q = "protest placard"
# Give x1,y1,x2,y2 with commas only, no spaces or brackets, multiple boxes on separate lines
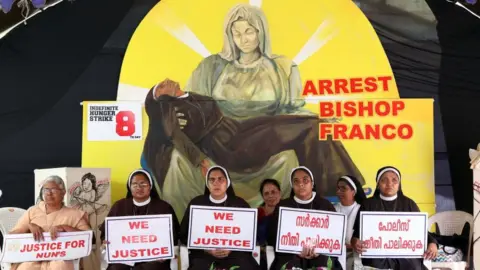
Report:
187,206,257,252
359,212,428,258
105,214,174,263
0,231,93,263
275,207,346,256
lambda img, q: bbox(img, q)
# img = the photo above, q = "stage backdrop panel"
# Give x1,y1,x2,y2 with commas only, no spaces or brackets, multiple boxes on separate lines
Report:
34,167,111,270
82,98,435,221
82,0,435,221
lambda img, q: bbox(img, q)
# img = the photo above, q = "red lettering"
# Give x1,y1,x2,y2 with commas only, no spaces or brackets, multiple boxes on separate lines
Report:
319,102,334,118
319,80,333,95
213,212,233,220
319,123,332,140
364,77,378,92
115,110,136,136
111,248,168,258
377,76,393,91
65,241,81,249
35,251,66,259
302,80,318,95
128,221,149,230
350,78,362,93
205,225,241,234
213,212,225,220
302,76,393,96
318,101,406,118
319,124,414,140
193,238,251,247
334,79,348,93
121,235,158,244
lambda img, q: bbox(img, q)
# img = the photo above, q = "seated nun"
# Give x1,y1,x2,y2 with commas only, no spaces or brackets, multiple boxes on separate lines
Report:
9,175,91,270
99,169,180,270
267,166,339,270
334,175,367,270
350,166,438,270
179,165,261,270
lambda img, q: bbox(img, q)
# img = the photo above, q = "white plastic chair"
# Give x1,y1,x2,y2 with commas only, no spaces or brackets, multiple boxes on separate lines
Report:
351,245,432,270
101,245,180,270
180,245,261,270
0,207,80,270
0,207,27,270
0,207,27,236
428,210,473,270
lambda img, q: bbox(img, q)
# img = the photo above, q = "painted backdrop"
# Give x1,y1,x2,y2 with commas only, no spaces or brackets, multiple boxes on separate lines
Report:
82,0,435,220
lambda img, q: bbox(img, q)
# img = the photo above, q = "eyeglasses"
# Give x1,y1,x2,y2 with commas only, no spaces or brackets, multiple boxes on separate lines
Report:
208,177,226,185
293,178,311,186
131,183,150,189
43,188,62,194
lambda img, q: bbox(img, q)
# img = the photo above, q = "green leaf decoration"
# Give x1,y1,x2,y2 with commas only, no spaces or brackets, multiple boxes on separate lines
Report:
327,257,333,269
209,262,215,270
229,266,240,270
280,262,288,270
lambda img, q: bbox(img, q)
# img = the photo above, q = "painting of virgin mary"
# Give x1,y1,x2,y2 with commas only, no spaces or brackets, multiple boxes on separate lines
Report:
141,3,364,218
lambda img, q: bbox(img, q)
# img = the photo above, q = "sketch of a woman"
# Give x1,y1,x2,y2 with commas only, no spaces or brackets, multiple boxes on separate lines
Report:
70,173,109,227
142,4,363,218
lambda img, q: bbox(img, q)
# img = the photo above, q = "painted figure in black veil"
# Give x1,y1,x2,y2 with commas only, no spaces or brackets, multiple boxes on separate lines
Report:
143,79,364,218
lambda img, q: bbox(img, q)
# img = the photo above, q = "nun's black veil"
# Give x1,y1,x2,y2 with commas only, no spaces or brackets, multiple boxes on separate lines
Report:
126,170,161,199
337,175,367,204
373,166,404,198
204,167,236,197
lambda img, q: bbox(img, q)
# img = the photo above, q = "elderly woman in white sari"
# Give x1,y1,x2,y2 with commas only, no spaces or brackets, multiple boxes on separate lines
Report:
9,176,91,270
143,3,363,218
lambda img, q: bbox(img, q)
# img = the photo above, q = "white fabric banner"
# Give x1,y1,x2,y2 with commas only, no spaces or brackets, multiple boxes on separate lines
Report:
275,207,346,257
359,211,428,258
0,231,93,263
187,206,257,252
105,214,174,263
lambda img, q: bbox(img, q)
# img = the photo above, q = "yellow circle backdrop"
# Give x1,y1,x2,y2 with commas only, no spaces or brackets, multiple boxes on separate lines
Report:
119,0,399,99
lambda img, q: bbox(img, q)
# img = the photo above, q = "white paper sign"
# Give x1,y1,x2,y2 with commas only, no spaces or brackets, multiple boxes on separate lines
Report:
0,231,93,263
359,212,428,258
105,215,174,263
187,206,257,252
275,207,346,257
87,102,142,141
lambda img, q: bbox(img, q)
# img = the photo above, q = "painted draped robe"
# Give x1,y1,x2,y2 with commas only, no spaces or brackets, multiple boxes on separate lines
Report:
142,54,363,219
